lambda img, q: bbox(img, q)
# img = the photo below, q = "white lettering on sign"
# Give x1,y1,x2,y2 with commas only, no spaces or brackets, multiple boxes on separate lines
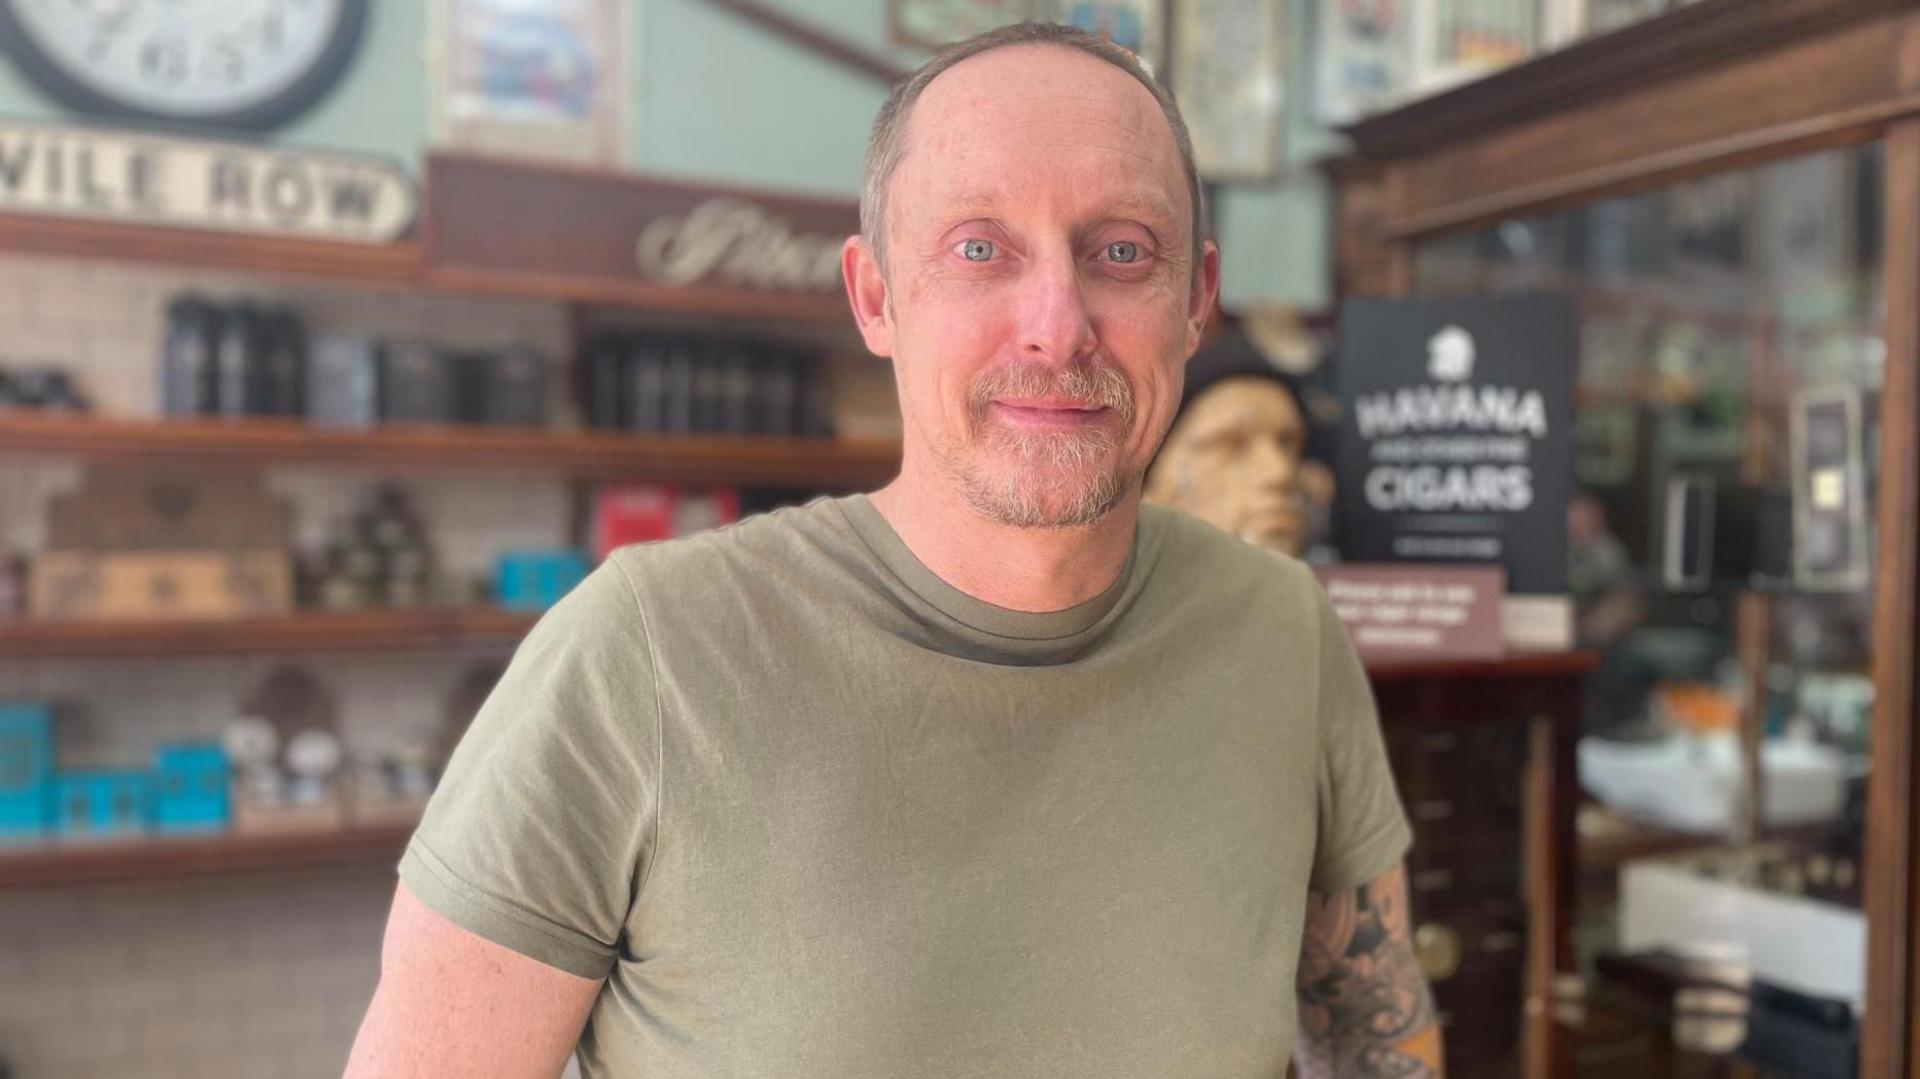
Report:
0,120,413,242
635,198,845,293
1363,463,1534,512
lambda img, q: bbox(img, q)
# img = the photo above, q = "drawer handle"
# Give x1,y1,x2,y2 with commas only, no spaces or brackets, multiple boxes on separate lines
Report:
1419,732,1460,753
1415,923,1463,982
1413,869,1455,892
1413,799,1456,822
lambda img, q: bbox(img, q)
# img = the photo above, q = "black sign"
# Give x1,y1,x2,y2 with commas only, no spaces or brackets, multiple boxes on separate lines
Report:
1335,295,1574,596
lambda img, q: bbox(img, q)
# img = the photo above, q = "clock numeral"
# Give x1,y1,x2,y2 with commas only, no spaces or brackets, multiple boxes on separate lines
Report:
208,40,247,87
139,34,187,87
84,1,139,65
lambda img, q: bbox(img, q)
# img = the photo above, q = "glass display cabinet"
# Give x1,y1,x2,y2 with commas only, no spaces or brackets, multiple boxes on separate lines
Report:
1331,2,1920,1076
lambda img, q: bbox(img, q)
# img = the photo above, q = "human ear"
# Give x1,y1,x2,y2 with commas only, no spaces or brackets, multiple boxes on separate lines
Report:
1186,239,1222,352
842,235,895,358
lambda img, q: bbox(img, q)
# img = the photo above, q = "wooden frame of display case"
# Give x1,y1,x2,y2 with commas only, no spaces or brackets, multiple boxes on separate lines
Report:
1334,2,1920,1075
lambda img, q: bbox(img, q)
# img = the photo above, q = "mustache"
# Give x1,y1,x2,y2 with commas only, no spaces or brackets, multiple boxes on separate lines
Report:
966,361,1136,427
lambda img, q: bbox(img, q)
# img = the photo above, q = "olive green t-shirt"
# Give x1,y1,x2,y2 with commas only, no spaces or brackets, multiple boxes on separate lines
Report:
399,494,1410,1078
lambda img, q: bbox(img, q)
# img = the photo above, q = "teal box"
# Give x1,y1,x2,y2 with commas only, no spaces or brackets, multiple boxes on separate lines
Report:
153,743,230,834
54,771,152,839
495,550,590,612
0,703,55,840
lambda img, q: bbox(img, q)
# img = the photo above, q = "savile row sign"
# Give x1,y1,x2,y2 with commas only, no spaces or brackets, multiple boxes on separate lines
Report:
0,119,415,242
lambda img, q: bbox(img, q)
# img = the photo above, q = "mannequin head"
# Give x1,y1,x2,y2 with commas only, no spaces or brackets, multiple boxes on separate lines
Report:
1144,375,1313,554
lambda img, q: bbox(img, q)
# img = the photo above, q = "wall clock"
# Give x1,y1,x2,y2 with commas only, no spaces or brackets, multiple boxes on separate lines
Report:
0,0,368,132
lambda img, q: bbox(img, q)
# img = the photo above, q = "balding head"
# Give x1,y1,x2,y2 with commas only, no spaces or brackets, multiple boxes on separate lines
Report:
860,23,1207,277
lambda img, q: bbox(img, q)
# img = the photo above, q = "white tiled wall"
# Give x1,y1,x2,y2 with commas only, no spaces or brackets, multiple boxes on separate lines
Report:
0,254,584,1079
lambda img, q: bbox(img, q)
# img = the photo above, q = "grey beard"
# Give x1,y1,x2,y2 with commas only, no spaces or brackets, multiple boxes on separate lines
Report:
946,425,1132,529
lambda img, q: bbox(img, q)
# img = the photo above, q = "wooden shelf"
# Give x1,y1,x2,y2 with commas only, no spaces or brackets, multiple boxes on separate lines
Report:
1366,649,1602,682
0,824,413,890
0,210,422,287
0,413,901,489
0,607,538,659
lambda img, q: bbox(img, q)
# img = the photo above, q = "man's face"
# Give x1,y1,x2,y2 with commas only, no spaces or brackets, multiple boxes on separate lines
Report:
848,45,1218,529
1144,378,1308,553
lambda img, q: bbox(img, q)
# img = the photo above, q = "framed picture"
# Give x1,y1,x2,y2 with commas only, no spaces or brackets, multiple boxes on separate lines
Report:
428,0,629,167
889,0,1032,50
1040,0,1168,75
1407,0,1536,97
1170,0,1284,181
1311,0,1410,127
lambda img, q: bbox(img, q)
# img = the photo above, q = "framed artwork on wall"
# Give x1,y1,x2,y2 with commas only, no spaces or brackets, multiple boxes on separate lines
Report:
1311,0,1409,127
888,0,1032,50
1170,0,1284,181
1407,0,1536,97
428,0,629,167
1039,0,1168,75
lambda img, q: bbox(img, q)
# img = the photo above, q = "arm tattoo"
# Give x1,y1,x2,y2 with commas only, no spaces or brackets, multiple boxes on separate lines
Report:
1295,863,1443,1078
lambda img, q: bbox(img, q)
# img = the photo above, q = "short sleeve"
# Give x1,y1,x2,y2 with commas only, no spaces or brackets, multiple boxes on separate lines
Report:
399,558,660,979
1304,567,1413,894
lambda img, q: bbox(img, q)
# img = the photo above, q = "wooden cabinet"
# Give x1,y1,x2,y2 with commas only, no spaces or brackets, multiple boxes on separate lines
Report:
1370,654,1592,1078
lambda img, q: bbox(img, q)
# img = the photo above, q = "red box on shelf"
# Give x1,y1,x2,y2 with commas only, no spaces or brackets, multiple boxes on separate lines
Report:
592,485,740,561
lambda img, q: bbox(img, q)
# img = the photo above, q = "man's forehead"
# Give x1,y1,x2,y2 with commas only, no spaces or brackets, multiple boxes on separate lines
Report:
895,45,1186,227
922,185,1180,224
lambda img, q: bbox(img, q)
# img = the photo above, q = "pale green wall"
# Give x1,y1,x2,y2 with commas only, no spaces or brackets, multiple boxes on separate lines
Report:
0,0,1338,308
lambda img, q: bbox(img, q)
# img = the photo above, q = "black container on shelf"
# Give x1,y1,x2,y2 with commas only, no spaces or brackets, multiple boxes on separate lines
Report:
577,329,833,438
625,337,669,433
663,344,696,434
758,350,800,437
799,357,836,438
214,304,269,418
255,309,307,418
719,344,756,435
483,347,548,428
161,297,222,416
309,336,382,427
444,351,491,426
381,342,454,425
583,337,627,430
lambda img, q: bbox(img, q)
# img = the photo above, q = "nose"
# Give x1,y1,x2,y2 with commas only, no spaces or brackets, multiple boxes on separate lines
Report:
1014,248,1097,365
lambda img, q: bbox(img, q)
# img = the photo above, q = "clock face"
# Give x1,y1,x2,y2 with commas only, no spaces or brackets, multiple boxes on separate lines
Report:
0,0,366,130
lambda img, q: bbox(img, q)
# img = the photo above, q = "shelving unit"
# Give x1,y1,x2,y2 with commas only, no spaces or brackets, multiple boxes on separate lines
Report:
0,606,539,659
0,211,424,288
0,158,894,898
0,413,901,489
0,824,414,890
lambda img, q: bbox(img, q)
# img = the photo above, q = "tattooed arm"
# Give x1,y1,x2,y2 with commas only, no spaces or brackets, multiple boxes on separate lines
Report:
1295,861,1444,1078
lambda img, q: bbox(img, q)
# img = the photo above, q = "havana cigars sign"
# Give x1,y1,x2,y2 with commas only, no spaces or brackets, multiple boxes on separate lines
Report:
1335,295,1575,648
0,119,413,242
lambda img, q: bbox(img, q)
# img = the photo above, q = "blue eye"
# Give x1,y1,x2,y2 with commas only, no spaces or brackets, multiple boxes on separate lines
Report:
1106,241,1141,263
959,239,995,262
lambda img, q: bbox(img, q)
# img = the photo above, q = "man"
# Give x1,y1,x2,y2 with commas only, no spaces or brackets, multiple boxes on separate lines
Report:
348,23,1440,1078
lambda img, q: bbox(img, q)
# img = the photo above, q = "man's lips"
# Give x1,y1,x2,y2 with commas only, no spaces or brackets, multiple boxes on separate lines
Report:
988,398,1113,427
